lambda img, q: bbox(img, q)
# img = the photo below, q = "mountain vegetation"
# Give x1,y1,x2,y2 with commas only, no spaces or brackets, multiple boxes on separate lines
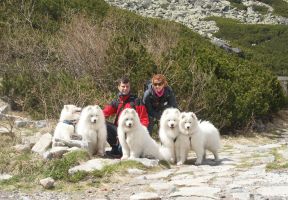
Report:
0,0,287,133
208,17,288,76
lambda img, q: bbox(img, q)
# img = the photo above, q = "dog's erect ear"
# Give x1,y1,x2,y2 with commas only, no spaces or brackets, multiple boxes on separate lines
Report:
131,109,137,115
86,105,93,111
94,105,101,110
123,108,129,115
190,112,197,120
163,109,169,115
180,112,186,119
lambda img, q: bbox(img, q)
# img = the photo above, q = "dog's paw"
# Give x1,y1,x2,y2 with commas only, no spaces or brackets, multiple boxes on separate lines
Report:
176,161,183,166
97,152,105,157
128,156,137,160
195,160,202,165
121,155,129,160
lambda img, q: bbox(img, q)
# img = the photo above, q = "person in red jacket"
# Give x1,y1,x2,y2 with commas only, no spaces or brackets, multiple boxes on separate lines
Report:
103,76,149,157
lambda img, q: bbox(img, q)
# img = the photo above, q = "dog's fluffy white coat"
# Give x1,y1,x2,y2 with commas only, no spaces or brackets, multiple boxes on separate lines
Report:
52,104,81,147
118,108,167,160
76,105,107,156
177,112,220,165
159,108,181,163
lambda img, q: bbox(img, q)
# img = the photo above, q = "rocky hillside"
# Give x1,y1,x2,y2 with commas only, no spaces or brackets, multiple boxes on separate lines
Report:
104,0,288,35
104,0,288,42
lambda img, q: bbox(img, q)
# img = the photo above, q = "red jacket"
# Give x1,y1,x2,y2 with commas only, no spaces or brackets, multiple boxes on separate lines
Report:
103,94,149,127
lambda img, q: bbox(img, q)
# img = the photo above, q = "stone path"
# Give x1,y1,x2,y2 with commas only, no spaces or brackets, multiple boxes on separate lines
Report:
1,109,288,200
98,129,288,200
1,132,288,200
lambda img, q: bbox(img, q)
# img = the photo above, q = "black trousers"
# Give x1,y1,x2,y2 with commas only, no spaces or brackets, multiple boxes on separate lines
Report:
106,121,118,147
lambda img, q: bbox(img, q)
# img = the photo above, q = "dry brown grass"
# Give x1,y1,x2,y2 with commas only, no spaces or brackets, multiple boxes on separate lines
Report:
56,14,111,83
141,22,180,67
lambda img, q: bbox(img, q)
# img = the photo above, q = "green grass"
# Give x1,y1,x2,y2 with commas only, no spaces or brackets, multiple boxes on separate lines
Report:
0,136,162,190
266,148,288,171
227,0,247,10
252,5,269,15
92,160,146,178
208,16,288,75
44,150,90,181
258,0,288,17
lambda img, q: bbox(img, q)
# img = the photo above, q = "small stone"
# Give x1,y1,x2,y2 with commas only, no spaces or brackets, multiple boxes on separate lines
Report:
39,177,55,189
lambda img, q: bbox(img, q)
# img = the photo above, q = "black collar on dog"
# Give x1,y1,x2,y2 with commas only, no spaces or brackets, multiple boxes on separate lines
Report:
63,120,77,126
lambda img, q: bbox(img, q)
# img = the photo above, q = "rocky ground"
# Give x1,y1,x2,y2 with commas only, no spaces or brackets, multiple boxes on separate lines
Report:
103,0,288,39
103,0,288,53
1,104,288,199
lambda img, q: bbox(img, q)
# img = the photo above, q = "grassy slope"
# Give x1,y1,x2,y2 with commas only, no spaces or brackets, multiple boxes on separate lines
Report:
212,0,288,76
208,17,288,76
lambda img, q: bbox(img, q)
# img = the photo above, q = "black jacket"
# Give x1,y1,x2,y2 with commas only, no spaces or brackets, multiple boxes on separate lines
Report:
143,85,177,120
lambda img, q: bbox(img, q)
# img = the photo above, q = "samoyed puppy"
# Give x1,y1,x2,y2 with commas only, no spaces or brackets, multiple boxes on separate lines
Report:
159,108,181,163
52,104,81,147
76,105,107,156
179,112,220,165
118,108,168,160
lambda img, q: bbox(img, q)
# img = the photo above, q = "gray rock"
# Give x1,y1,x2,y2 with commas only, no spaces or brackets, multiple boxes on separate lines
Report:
169,186,221,198
0,174,13,181
31,133,52,154
149,182,176,192
138,169,176,180
256,186,288,197
15,120,30,128
13,144,31,153
130,192,160,200
39,177,55,189
0,105,10,114
232,192,250,200
68,158,120,174
34,120,48,128
43,146,69,159
127,168,146,175
130,158,159,167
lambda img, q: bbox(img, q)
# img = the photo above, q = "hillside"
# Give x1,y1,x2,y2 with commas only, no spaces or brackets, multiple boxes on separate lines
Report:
104,0,288,75
0,0,287,132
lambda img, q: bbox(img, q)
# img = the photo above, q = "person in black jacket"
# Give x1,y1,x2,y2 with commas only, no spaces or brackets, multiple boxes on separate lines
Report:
143,74,178,135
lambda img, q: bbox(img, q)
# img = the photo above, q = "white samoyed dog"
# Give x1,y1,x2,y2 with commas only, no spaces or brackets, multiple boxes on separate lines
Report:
76,105,107,156
159,108,181,163
178,112,221,165
118,108,168,160
52,104,81,147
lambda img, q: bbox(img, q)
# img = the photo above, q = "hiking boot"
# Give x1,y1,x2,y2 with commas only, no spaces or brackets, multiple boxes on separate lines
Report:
106,146,122,159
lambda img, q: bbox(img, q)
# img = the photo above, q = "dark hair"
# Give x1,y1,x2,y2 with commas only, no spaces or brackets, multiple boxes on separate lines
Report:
117,76,130,85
